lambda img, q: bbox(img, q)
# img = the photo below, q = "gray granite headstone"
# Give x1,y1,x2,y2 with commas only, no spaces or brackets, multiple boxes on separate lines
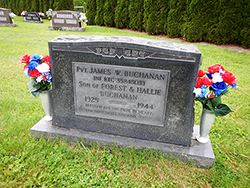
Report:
23,12,43,23
0,8,17,27
48,36,202,147
48,10,84,31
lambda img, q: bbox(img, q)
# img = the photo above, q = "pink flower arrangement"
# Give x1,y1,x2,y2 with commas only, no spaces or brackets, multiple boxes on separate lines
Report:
21,11,27,16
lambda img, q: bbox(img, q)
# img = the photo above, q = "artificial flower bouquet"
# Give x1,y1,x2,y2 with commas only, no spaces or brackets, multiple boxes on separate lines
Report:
38,12,45,18
9,12,16,19
46,9,53,20
20,54,52,98
78,12,88,25
21,11,27,16
193,64,237,116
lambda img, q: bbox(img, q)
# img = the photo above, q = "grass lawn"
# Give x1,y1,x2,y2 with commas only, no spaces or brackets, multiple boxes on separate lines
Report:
0,17,249,187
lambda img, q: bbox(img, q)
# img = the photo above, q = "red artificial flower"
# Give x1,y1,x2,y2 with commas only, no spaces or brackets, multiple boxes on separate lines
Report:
20,54,31,64
198,69,206,77
222,71,237,85
209,94,214,98
29,69,41,78
207,64,225,74
195,77,203,88
43,75,48,81
23,64,28,71
202,77,213,86
42,55,50,63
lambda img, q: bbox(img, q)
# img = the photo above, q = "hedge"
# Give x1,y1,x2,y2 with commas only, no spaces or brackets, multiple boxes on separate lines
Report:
167,0,186,38
114,0,129,29
1,0,249,48
85,0,96,25
95,0,105,26
84,0,249,48
103,0,117,27
144,0,169,35
128,0,144,31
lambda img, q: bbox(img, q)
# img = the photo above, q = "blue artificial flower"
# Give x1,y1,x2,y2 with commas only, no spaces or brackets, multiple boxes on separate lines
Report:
211,81,227,95
198,85,209,97
230,83,237,89
31,54,41,62
27,61,38,71
206,73,212,79
43,72,52,82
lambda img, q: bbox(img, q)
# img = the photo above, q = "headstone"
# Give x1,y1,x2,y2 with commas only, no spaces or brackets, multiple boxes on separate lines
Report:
0,8,17,27
31,36,215,167
23,12,43,23
48,10,84,31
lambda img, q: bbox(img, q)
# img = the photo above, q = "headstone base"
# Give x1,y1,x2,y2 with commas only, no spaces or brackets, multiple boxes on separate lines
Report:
0,23,18,27
30,119,215,168
23,20,43,23
48,26,85,32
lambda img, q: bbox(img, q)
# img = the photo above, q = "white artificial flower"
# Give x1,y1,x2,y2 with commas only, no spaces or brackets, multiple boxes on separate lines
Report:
36,75,43,82
23,68,28,75
212,72,223,83
193,88,202,97
36,63,50,73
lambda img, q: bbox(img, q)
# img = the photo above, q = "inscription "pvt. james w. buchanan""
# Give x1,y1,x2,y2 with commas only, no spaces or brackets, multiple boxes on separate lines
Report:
76,66,166,80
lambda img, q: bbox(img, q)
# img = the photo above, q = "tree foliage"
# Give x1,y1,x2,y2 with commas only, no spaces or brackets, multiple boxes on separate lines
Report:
85,0,96,25
1,0,249,48
103,0,117,27
129,0,144,31
114,0,129,29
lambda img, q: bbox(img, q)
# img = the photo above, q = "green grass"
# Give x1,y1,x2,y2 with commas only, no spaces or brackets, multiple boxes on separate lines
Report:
0,17,249,187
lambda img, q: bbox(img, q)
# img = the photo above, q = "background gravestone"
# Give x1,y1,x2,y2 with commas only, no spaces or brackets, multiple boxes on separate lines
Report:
23,12,43,23
48,10,84,31
0,8,17,27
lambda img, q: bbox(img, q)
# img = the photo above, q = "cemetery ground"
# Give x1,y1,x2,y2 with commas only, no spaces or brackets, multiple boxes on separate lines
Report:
0,17,249,187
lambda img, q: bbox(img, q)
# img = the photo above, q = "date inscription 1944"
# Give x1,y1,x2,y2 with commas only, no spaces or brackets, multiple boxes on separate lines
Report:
72,62,170,126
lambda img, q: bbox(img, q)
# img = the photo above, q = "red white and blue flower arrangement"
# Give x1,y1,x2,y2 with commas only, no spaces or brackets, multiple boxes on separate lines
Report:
193,64,237,116
20,54,52,98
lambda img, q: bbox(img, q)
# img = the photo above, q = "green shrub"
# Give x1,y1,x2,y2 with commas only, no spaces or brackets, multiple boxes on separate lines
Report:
129,0,144,31
240,16,250,48
144,0,169,35
85,0,96,25
115,0,129,29
49,0,55,10
167,0,186,38
54,0,73,11
95,0,105,26
211,0,246,45
103,0,117,27
31,0,39,12
182,0,220,42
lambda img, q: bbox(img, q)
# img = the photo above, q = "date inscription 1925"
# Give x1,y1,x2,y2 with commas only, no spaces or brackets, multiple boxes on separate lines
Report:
72,62,170,126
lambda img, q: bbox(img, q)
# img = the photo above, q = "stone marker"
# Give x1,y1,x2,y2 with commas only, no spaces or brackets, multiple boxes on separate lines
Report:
23,12,43,23
31,36,215,167
48,10,84,31
0,8,17,27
